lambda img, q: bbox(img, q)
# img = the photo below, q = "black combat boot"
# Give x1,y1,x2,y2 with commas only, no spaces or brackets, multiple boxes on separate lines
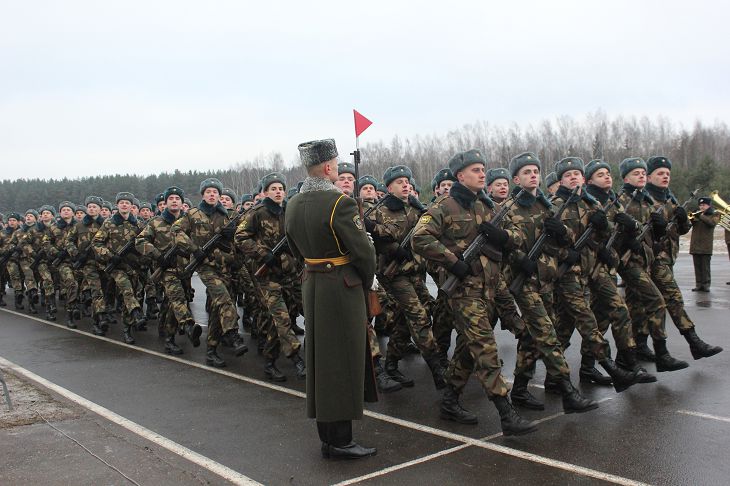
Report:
635,334,656,362
579,354,612,386
46,295,57,321
145,297,159,321
72,304,82,322
206,345,226,368
28,289,39,314
91,314,105,336
290,353,306,379
264,359,285,381
39,290,46,307
510,375,544,410
544,374,562,395
680,328,723,360
615,348,657,383
66,311,78,329
598,358,640,393
425,354,446,390
653,339,689,372
14,292,24,309
373,359,401,393
492,395,538,436
130,308,147,330
0,292,6,307
440,385,478,424
559,379,599,414
227,331,248,357
164,335,183,355
385,358,414,387
122,325,135,345
185,322,202,347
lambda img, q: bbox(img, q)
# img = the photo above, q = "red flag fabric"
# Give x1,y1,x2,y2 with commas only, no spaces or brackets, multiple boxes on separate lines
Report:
353,109,373,138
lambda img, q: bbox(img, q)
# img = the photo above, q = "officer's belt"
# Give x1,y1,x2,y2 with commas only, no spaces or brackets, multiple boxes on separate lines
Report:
304,255,351,271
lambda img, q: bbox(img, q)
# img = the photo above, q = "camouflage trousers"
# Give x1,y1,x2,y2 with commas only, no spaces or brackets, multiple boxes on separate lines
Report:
57,263,79,310
513,282,571,380
81,262,106,316
588,268,635,352
650,259,694,332
493,275,526,337
259,277,302,360
618,264,667,340
446,291,510,398
367,322,382,358
18,258,39,293
373,283,399,336
160,270,195,335
380,273,438,361
197,266,238,347
554,272,609,361
109,266,141,322
6,261,23,292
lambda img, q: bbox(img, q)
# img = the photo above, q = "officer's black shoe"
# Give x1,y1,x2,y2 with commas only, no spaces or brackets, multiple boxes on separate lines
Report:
321,442,377,460
122,325,135,345
164,336,183,355
206,346,226,368
290,354,306,379
374,361,402,393
510,375,544,410
681,328,723,360
493,395,537,436
653,339,689,372
385,359,414,387
616,348,657,383
185,322,202,348
440,385,478,424
14,293,24,310
131,308,146,329
425,355,447,390
46,296,57,321
559,379,599,414
599,358,639,393
579,355,613,386
228,332,248,357
634,334,656,362
291,322,305,335
264,359,286,381
543,374,562,395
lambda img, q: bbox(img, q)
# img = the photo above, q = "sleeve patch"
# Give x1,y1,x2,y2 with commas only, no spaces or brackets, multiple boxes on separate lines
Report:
353,215,363,230
419,215,432,225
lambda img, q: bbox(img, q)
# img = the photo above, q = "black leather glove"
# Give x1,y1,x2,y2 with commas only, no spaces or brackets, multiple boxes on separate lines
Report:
597,245,616,268
449,259,471,280
517,255,537,277
392,247,412,263
158,250,176,268
674,206,688,224
650,212,667,237
110,254,122,266
561,248,581,267
219,225,235,241
588,211,608,230
478,221,509,248
262,251,277,267
192,248,207,262
74,252,88,266
543,217,568,239
364,218,376,233
613,212,637,231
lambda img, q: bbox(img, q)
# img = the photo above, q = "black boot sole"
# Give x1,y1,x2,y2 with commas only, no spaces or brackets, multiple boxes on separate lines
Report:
503,424,538,436
690,347,723,360
165,347,184,355
264,371,286,382
579,374,613,386
511,396,545,411
440,410,478,425
563,402,599,414
206,359,226,368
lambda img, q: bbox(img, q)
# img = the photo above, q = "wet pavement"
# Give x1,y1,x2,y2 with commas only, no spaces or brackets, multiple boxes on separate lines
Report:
0,254,729,485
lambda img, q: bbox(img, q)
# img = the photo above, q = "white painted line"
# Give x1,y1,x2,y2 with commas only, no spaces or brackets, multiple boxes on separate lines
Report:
0,355,262,486
677,409,730,424
0,308,649,486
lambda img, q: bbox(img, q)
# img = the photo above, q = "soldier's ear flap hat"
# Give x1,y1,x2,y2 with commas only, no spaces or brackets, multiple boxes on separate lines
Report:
509,152,540,178
619,157,647,178
554,157,585,180
115,192,135,204
25,209,39,218
645,155,671,175
261,172,287,192
58,201,75,212
544,171,558,188
432,168,456,190
240,194,254,203
39,204,56,216
76,205,88,214
486,167,510,186
358,175,378,190
584,159,611,182
183,198,192,207
155,192,165,204
199,178,223,195
163,186,185,202
102,200,113,211
140,202,152,210
8,212,21,221
131,197,141,208
222,188,237,203
337,162,356,176
298,139,338,167
383,165,413,187
448,149,486,177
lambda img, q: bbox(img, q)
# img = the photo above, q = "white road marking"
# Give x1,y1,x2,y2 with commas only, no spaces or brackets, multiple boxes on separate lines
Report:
677,409,730,423
0,355,262,486
1,308,649,486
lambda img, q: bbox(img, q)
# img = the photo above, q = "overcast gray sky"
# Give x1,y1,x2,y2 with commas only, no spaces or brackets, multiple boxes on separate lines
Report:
1,0,728,181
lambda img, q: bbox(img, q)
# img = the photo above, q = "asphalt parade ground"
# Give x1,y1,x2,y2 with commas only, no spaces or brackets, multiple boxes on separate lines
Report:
1,255,729,485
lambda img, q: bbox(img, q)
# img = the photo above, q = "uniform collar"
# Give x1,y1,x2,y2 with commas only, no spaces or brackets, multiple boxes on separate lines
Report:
262,197,283,215
198,200,228,217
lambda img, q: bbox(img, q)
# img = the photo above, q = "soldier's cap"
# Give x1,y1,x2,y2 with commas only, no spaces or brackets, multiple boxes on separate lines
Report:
698,197,712,206
140,202,152,210
76,205,88,213
131,197,141,208
39,204,56,216
358,175,378,190
376,183,387,193
199,177,223,196
619,157,647,178
25,209,39,218
116,191,135,204
585,159,611,182
84,195,103,208
58,201,75,212
261,172,286,191
298,139,338,167
646,155,672,175
383,165,413,187
286,187,299,199
8,212,21,221
155,192,165,204
554,157,585,180
448,149,486,177
486,167,510,186
509,151,540,178
337,162,356,177
222,187,237,203
240,193,254,203
183,198,192,207
409,178,421,194
163,186,185,202
101,200,113,211
432,168,456,190
544,171,558,188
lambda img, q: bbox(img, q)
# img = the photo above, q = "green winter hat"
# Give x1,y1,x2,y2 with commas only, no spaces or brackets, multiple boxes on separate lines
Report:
554,157,585,180
620,157,647,178
432,168,456,190
131,197,141,208
298,139,338,167
8,212,21,221
240,194,254,204
337,162,356,176
585,159,611,182
646,155,671,175
155,192,165,204
39,204,56,216
139,202,152,210
383,165,413,187
261,172,286,191
544,172,558,188
448,149,486,176
101,200,113,211
116,192,135,204
199,178,223,195
286,187,299,199
183,198,192,207
409,177,421,194
84,196,103,207
58,201,75,212
486,167,510,186
163,186,185,202
222,187,237,204
25,209,39,219
509,152,540,178
358,175,378,190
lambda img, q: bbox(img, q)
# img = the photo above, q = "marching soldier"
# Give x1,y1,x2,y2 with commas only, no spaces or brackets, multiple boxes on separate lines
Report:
689,196,718,292
44,201,81,328
431,168,456,200
486,167,510,204
1,213,24,309
335,162,356,196
17,210,43,315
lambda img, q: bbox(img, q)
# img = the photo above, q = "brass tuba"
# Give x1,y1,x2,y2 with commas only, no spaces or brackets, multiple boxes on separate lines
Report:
710,190,730,231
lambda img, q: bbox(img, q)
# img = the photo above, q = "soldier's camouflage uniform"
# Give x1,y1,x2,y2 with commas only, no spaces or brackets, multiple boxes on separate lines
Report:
18,222,55,298
43,217,79,313
65,214,107,319
1,226,24,297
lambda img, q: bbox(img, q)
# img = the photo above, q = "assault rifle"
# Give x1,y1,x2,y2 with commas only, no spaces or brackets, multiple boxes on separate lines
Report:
151,244,178,282
103,236,138,274
619,201,666,266
381,195,427,278
589,189,640,280
30,250,47,271
72,247,92,270
182,206,245,278
659,187,701,244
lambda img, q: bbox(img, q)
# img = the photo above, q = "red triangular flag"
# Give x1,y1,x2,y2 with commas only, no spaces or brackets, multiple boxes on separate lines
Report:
353,109,373,138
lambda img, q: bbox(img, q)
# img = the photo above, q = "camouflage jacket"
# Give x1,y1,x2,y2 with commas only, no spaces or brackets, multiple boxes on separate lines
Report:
135,208,181,263
645,183,691,265
0,226,20,259
65,214,105,261
42,217,75,261
92,213,141,267
367,193,425,275
18,222,52,260
618,184,656,269
412,182,514,296
171,201,232,270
